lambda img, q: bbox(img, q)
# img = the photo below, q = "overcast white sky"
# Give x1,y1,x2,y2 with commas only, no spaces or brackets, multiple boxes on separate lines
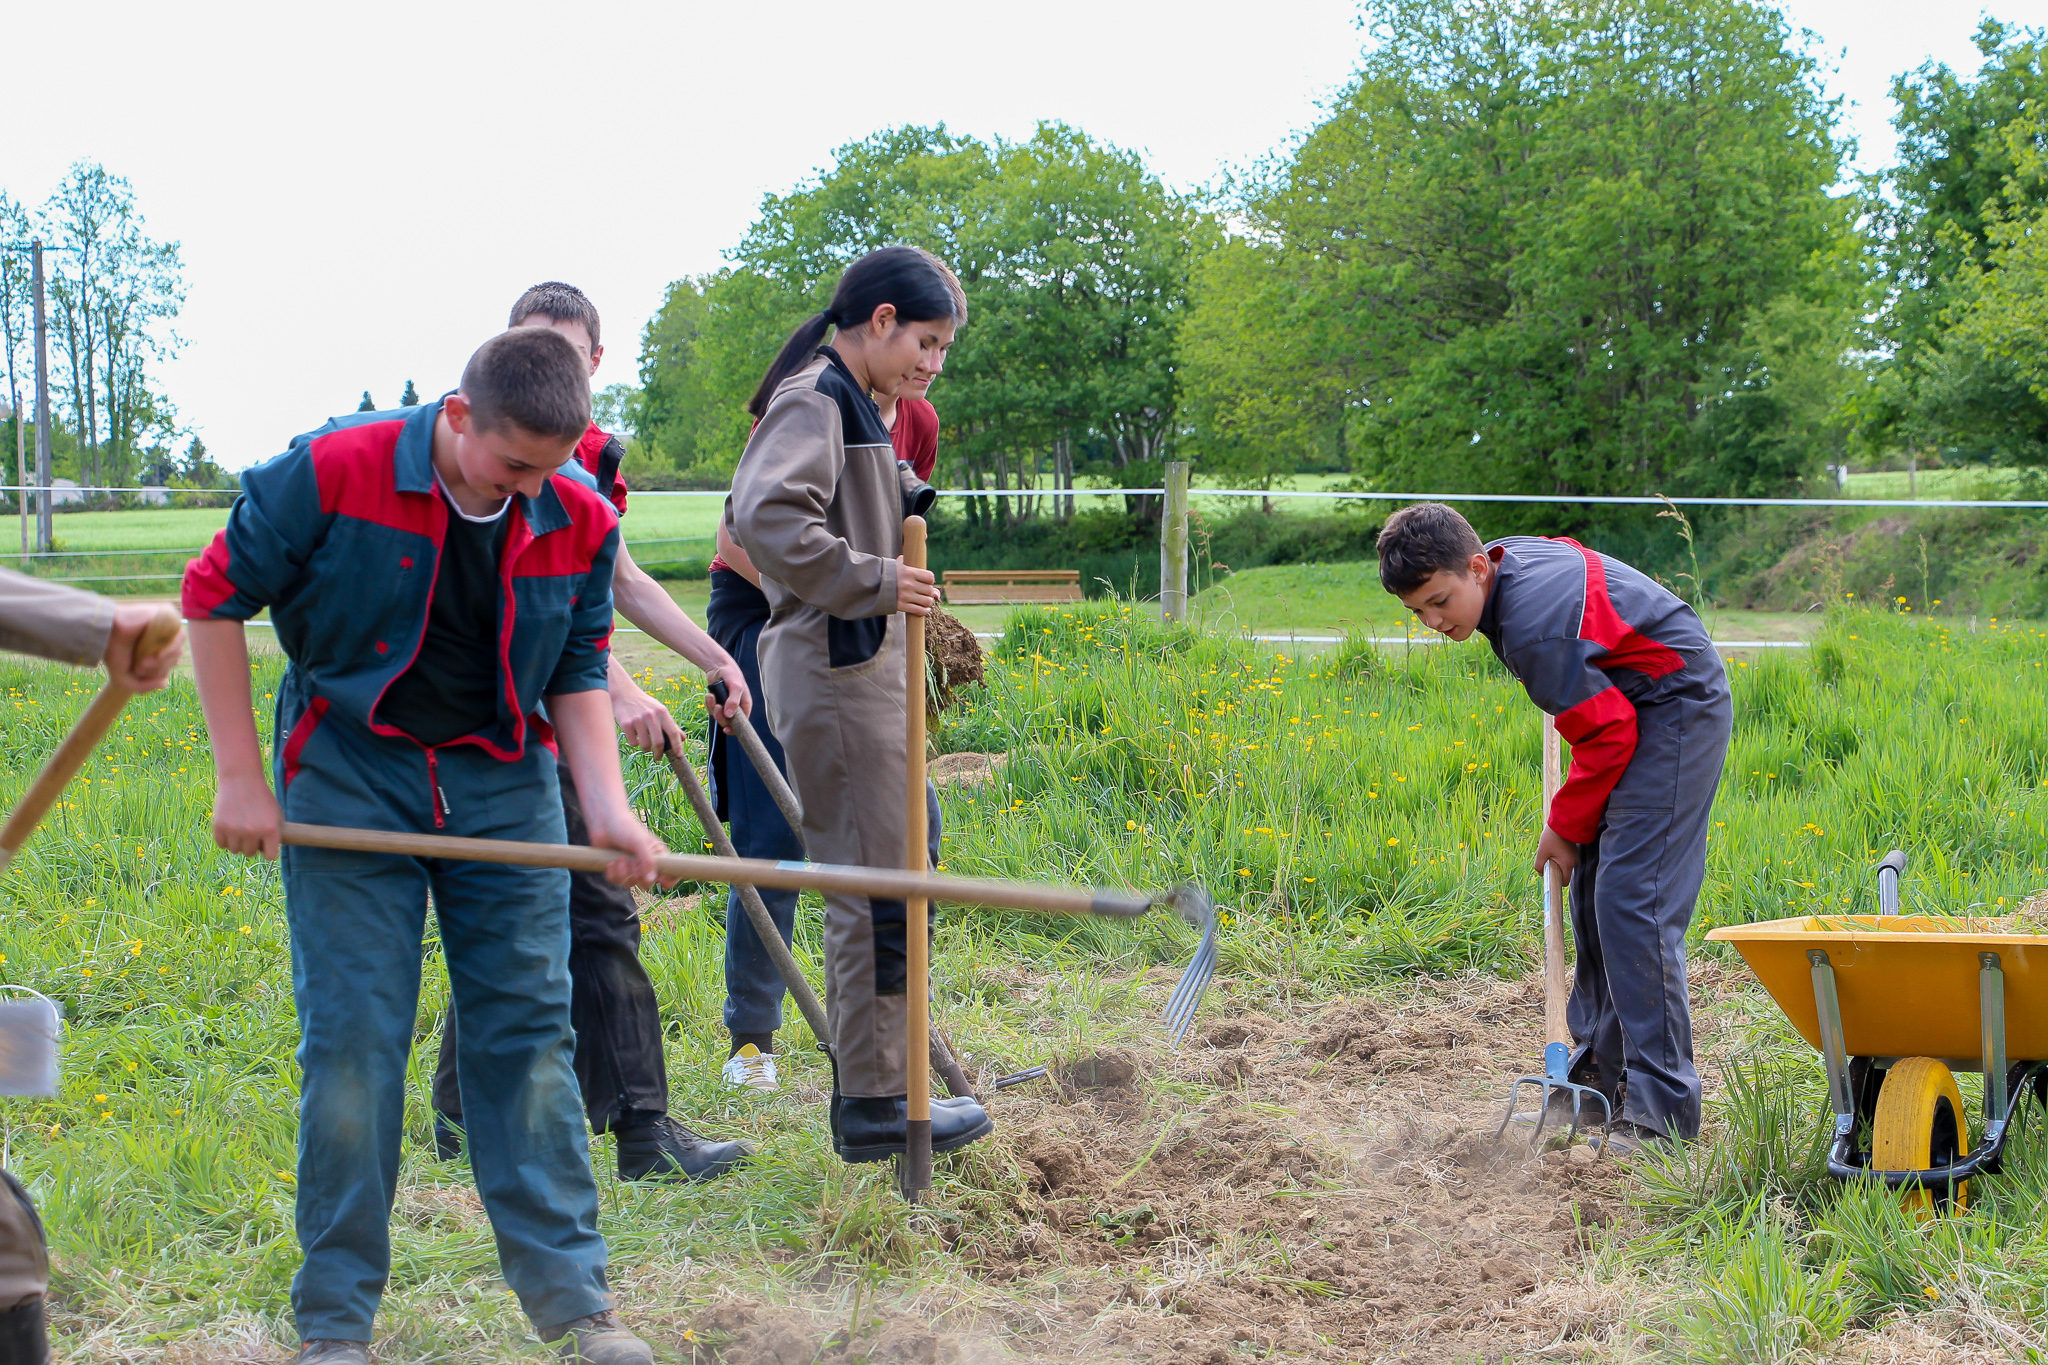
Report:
7,0,2038,471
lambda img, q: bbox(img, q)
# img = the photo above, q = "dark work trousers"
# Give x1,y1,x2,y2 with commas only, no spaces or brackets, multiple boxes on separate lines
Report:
1565,647,1732,1141
705,569,942,1044
433,757,668,1135
706,570,806,1039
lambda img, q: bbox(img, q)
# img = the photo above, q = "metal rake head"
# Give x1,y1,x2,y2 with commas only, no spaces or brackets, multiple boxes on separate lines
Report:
1159,884,1218,1047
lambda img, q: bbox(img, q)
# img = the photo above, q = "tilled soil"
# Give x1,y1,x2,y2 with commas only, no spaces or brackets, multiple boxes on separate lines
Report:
688,973,1645,1365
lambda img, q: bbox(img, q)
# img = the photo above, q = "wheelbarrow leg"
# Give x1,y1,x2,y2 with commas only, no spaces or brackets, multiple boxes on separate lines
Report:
1808,949,1858,1160
1981,952,2009,1145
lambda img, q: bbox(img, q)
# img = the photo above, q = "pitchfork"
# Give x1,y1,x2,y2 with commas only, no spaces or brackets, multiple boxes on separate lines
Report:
1495,721,1613,1149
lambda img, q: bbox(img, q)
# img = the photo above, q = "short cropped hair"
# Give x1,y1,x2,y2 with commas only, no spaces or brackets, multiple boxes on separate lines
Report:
461,329,591,442
1376,502,1486,594
914,246,970,326
508,281,602,350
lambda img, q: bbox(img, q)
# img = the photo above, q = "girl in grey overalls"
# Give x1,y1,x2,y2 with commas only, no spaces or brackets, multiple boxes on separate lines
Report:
727,246,993,1163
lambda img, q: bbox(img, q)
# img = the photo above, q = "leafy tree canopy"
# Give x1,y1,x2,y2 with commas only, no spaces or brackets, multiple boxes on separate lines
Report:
1182,0,1857,511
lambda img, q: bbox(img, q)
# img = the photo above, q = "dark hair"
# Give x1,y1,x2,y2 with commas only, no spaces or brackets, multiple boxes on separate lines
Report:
747,245,962,419
509,280,602,350
461,328,592,442
1376,502,1486,594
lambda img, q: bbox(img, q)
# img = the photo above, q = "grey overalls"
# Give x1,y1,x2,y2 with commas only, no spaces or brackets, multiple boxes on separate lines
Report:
728,348,929,1098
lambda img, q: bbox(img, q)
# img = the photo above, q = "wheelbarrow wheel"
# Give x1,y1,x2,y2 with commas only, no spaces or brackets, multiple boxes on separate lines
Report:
1872,1056,1970,1216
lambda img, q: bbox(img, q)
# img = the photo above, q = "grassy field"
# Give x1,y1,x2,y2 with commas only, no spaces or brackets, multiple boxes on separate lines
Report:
0,593,2044,1359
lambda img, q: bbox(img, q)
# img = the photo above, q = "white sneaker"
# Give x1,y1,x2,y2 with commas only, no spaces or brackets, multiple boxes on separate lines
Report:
721,1044,779,1091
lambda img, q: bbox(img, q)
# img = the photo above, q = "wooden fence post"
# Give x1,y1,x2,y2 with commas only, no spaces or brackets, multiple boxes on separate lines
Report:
1160,460,1189,623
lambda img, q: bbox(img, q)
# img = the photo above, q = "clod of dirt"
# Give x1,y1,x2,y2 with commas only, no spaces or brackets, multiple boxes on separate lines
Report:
1017,1133,1099,1196
1054,1049,1140,1091
1307,997,1390,1065
1203,1014,1280,1048
930,752,1005,788
925,606,984,710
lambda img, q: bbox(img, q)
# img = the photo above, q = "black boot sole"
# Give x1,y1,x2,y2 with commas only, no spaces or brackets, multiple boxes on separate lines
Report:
835,1113,995,1164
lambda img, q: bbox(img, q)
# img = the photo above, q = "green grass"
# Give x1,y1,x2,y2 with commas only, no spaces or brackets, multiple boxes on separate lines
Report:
1,600,2045,1356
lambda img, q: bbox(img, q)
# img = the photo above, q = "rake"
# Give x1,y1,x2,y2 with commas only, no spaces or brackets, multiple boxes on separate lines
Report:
1494,721,1612,1149
274,823,1218,978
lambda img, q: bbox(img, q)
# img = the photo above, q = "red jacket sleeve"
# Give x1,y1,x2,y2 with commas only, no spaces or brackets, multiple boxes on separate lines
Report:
1548,689,1638,844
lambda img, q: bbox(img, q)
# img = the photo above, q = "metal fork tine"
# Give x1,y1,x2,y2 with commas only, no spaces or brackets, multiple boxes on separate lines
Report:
1164,955,1206,1042
1163,925,1218,1046
1164,955,1212,1045
1162,941,1206,1030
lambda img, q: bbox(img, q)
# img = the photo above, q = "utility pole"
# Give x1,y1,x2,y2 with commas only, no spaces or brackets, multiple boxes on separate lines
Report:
31,242,50,555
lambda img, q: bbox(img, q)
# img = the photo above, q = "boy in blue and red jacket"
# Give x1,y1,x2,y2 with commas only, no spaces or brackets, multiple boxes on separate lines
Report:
185,329,663,1365
1377,502,1732,1148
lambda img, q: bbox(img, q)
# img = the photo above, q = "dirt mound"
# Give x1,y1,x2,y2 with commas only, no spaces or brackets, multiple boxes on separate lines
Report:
960,974,1628,1362
931,752,1006,788
926,607,985,711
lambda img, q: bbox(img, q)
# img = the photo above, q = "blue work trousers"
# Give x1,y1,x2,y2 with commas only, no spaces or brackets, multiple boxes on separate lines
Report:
707,572,807,1038
706,572,943,1045
275,690,609,1341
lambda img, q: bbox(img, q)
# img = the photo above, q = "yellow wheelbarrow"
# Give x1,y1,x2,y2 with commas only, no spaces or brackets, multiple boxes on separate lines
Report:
1707,851,2045,1213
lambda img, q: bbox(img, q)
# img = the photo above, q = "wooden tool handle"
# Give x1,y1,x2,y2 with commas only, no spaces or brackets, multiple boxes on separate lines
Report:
902,514,933,1195
0,607,183,861
1540,723,1569,1047
277,820,1156,918
708,677,807,848
663,749,832,1044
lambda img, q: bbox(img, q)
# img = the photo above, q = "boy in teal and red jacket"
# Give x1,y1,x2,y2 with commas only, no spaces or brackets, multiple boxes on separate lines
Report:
185,329,663,1365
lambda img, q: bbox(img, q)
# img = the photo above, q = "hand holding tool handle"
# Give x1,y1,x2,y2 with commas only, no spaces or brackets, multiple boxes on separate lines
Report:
707,678,806,849
0,608,184,868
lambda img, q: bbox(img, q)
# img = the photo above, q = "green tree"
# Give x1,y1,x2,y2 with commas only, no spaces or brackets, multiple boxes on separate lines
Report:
1863,19,2048,464
400,379,419,407
1181,0,1854,513
40,162,185,491
357,390,376,411
630,124,1204,521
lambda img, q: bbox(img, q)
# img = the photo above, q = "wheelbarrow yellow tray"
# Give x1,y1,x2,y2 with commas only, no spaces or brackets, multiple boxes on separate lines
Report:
1709,899,2045,1212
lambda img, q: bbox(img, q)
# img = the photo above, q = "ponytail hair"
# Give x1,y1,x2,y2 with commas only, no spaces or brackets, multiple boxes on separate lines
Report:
747,245,964,419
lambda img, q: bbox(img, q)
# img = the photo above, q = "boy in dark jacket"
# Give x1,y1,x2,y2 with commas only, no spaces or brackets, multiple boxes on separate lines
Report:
185,329,662,1365
1377,502,1731,1148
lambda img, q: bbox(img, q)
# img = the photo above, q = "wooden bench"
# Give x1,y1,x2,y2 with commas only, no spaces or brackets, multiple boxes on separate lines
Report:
940,569,1083,605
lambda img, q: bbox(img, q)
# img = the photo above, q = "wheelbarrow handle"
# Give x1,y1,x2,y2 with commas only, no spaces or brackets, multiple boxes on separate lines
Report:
1876,849,1907,916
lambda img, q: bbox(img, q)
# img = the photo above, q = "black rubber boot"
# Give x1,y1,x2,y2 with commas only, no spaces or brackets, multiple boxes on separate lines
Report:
432,1112,463,1162
614,1116,751,1183
832,1094,994,1164
0,1297,47,1365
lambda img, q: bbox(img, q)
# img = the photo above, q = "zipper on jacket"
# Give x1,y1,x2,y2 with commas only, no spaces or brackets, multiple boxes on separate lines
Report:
426,748,448,829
